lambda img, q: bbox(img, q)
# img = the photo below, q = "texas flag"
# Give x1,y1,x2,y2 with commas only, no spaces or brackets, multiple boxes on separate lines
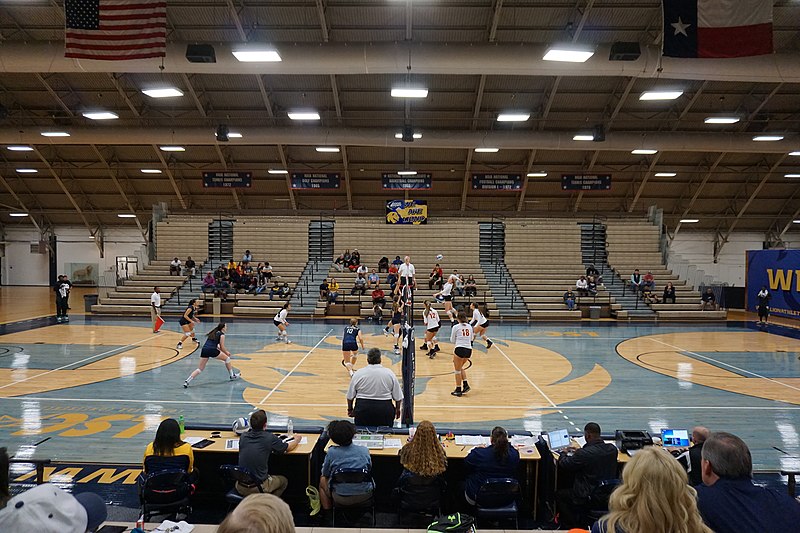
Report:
663,0,773,58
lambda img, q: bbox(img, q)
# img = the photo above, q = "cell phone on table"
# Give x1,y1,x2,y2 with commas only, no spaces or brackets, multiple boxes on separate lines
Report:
96,526,127,533
192,438,214,449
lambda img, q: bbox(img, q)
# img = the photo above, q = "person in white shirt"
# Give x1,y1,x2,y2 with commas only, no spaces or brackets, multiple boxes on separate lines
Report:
469,302,493,349
450,311,474,397
242,250,253,263
397,256,416,293
150,287,161,333
356,264,368,276
421,300,441,358
169,257,182,276
433,277,457,323
273,303,292,344
346,348,404,426
575,276,589,296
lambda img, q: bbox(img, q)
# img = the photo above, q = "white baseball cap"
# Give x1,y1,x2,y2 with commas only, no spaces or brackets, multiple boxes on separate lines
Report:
0,483,107,533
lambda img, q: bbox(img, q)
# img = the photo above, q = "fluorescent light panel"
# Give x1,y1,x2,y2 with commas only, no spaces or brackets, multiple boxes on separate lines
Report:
680,219,700,223
704,116,740,124
140,169,162,174
142,87,184,98
6,145,33,151
394,132,423,139
391,87,428,98
9,213,28,217
654,172,677,177
794,220,800,224
315,146,340,153
790,151,800,156
753,135,783,141
397,170,417,176
268,169,289,174
40,131,70,137
543,45,595,63
497,113,530,122
474,148,499,153
632,149,658,155
16,169,38,173
527,172,547,177
288,110,320,120
82,111,118,120
159,146,185,152
640,91,683,101
117,214,137,218
227,132,242,138
232,49,281,62
785,174,800,178
573,134,594,141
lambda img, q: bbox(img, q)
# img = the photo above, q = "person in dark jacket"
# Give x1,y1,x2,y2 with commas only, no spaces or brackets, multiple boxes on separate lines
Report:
663,281,677,304
463,426,520,504
676,426,710,486
54,274,72,323
556,422,618,528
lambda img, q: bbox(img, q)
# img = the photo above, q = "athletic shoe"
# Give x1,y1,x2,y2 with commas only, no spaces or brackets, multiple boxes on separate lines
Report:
432,345,441,354
419,343,427,350
64,316,69,322
275,336,282,342
183,380,189,388
383,328,390,337
230,372,241,380
451,388,462,397
56,317,62,323
285,339,292,344
427,350,434,358
486,340,493,349
349,369,354,378
193,337,200,343
341,360,348,370
462,382,471,394
393,347,400,354
176,342,183,350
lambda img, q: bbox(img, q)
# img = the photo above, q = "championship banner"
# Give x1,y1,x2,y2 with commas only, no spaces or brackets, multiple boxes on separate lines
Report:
382,173,432,190
386,200,428,225
561,174,612,191
472,173,522,191
290,173,340,190
746,249,800,319
202,171,252,188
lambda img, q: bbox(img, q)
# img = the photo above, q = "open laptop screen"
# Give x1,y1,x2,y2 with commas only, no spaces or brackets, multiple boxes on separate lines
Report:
661,429,690,447
547,428,571,450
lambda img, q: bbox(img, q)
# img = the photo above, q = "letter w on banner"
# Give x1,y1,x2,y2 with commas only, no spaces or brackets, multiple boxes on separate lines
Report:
65,0,167,60
663,0,773,58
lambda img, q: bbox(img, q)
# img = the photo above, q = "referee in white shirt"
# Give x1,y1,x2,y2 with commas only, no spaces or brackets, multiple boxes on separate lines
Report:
346,348,404,426
150,286,161,333
397,256,416,290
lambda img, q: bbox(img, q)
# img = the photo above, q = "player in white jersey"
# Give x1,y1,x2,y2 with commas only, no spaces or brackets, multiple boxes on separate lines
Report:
273,302,292,344
433,276,457,323
449,310,473,396
421,300,441,358
469,301,493,349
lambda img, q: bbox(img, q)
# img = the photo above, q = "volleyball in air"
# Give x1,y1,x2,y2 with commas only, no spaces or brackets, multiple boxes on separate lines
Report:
435,254,444,260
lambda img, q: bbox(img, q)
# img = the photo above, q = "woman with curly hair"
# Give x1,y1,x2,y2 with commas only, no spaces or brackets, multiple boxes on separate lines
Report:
591,446,712,533
399,420,447,477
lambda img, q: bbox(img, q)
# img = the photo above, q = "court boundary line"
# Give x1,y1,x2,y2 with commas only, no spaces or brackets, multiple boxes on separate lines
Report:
258,328,334,405
493,342,559,409
649,337,800,393
0,332,162,391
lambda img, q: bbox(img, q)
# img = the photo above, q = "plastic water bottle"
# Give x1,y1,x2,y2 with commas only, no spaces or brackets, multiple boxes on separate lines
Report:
287,419,294,437
179,415,185,435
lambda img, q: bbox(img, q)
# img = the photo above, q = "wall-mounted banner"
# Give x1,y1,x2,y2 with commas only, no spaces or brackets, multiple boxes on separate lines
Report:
290,173,341,190
202,171,252,188
472,173,522,191
561,174,611,191
746,249,800,320
382,173,432,190
386,199,428,225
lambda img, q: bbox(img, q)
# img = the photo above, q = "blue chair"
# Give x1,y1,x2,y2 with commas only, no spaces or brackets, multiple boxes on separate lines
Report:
219,464,264,507
474,477,520,529
330,467,375,526
138,468,192,522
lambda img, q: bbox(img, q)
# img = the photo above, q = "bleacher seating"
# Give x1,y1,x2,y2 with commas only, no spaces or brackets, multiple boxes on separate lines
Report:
155,216,212,261
605,220,727,321
92,260,194,315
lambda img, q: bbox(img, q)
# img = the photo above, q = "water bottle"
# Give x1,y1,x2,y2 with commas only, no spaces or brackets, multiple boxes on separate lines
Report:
179,415,185,435
287,419,294,438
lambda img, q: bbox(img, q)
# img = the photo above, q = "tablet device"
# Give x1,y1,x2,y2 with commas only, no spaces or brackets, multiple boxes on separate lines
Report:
661,429,690,448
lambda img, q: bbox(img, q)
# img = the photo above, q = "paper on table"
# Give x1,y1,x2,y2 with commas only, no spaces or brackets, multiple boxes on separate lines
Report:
510,436,536,447
455,435,490,446
154,520,194,532
384,438,402,448
225,439,239,450
183,436,205,445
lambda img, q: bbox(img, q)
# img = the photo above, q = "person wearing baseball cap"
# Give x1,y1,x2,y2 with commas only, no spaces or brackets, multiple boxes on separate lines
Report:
0,483,107,532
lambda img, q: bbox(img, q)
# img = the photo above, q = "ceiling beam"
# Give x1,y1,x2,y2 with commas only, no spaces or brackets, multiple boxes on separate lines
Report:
670,153,725,240
107,73,141,117
276,145,297,211
460,150,474,211
316,0,330,42
779,207,800,239
226,0,248,41
0,173,43,233
152,145,188,210
34,73,73,117
214,144,242,210
88,144,147,241
341,146,353,212
405,0,413,41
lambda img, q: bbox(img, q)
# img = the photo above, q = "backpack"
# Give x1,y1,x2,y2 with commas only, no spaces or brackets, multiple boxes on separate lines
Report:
428,513,476,533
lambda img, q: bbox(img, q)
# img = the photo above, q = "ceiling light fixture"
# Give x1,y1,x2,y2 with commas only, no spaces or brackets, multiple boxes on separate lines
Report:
790,151,800,156
140,169,162,174
288,110,321,121
474,148,499,153
527,172,548,177
753,135,783,141
497,113,530,122
231,47,282,62
228,132,242,138
680,219,700,223
654,172,677,177
397,170,418,176
40,131,70,137
159,146,185,152
632,149,658,155
704,116,740,124
543,44,595,63
10,212,29,217
794,220,800,224
142,87,184,98
82,111,118,120
639,90,683,101
268,169,289,174
6,145,33,151
390,87,428,98
784,174,800,178
395,132,423,139
117,214,137,218
16,168,38,173
573,134,594,141
315,146,340,153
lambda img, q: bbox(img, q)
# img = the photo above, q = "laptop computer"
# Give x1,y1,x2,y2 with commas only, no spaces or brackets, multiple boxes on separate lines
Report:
547,428,572,452
661,428,690,448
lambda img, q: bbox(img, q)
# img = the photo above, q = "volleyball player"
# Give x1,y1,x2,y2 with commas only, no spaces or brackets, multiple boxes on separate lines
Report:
273,303,292,344
383,300,403,354
469,302,494,349
341,318,366,377
433,275,457,324
422,300,441,358
176,299,201,350
450,310,473,396
183,322,240,388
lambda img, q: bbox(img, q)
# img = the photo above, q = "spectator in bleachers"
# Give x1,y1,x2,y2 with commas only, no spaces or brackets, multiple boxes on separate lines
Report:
242,250,253,263
695,432,800,532
663,282,676,304
185,256,196,278
591,446,712,533
557,422,619,528
328,278,340,303
279,283,291,299
386,271,398,293
218,493,295,533
269,281,282,300
428,264,443,290
227,259,237,271
351,273,367,296
399,420,447,479
641,285,660,304
356,264,368,277
643,271,655,291
143,418,194,475
563,289,576,310
378,256,389,273
587,275,598,296
392,255,403,267
245,274,259,294
454,272,465,296
333,254,345,272
256,262,265,282
586,264,603,284
367,268,380,289
371,285,386,312
237,409,300,497
351,249,361,267
465,275,477,297
319,278,329,301
343,249,352,266
674,426,710,487
464,426,519,505
630,269,643,293
389,261,399,276
170,257,182,275
700,288,717,311
576,275,589,296
318,420,373,511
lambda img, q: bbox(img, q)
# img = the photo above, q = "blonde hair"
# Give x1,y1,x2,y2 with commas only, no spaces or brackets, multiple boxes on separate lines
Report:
399,420,447,477
349,318,358,326
217,493,295,533
601,447,712,533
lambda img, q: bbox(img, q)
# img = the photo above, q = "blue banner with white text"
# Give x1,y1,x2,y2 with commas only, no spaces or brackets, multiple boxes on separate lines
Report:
290,173,340,190
746,249,800,320
382,173,432,190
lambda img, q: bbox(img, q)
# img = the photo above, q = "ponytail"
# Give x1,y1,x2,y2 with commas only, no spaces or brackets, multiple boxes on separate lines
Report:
423,300,431,314
491,426,509,462
207,322,226,340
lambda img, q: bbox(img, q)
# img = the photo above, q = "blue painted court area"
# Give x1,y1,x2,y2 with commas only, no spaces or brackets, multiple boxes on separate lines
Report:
0,316,798,472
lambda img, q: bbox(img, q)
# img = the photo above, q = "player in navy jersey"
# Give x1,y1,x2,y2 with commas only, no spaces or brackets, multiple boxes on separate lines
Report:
383,300,403,354
341,318,366,377
183,322,240,388
176,299,201,350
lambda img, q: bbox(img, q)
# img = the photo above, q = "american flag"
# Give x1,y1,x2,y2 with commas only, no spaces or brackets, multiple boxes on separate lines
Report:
65,0,167,61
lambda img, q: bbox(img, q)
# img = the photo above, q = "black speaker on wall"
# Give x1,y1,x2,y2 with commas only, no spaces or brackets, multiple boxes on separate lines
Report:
609,42,641,61
186,44,216,63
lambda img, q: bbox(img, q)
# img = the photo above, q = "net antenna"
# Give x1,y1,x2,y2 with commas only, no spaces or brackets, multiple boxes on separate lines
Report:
399,272,416,426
